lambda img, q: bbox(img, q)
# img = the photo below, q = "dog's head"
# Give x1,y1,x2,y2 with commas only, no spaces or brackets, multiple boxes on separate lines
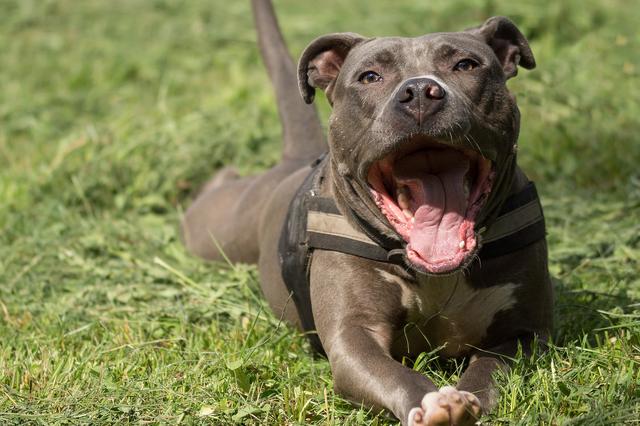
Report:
298,17,535,274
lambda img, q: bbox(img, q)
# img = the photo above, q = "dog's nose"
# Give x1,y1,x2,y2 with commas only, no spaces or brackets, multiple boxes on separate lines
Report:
395,77,446,124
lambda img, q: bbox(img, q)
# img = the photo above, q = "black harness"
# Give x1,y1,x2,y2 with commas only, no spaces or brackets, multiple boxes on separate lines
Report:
278,155,546,354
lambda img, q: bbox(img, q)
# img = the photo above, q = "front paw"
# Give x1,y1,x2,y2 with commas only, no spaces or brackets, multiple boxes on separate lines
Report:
408,386,482,426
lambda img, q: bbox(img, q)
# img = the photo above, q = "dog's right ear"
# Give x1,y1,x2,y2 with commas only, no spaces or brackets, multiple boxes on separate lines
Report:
298,33,365,105
468,16,535,79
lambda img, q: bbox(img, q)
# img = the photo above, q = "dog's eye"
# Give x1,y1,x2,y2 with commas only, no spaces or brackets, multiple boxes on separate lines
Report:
453,59,479,72
358,71,383,84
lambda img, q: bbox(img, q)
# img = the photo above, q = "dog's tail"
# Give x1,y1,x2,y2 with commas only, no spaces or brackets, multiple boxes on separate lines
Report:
251,0,326,162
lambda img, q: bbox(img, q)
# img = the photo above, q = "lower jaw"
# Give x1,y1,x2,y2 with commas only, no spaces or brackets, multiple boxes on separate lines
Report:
406,223,477,274
406,245,475,274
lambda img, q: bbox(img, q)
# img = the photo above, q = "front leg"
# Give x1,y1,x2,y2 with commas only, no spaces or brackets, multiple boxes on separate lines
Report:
457,335,543,411
310,252,481,426
327,324,437,424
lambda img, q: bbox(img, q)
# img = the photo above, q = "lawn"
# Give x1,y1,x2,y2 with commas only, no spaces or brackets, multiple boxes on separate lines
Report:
1,0,639,424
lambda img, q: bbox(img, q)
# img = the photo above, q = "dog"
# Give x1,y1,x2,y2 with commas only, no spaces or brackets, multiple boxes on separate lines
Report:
182,1,553,424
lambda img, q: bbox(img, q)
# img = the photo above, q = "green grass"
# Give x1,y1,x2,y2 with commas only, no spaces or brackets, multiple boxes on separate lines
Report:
1,0,639,424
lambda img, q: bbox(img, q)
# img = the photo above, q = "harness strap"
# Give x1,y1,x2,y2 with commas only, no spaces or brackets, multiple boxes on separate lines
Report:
277,159,327,355
478,182,545,258
307,197,391,262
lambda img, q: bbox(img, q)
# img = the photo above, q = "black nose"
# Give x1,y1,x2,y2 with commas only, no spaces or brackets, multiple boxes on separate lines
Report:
395,77,446,124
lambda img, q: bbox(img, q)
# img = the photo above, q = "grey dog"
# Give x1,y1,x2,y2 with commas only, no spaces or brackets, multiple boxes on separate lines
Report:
182,1,553,424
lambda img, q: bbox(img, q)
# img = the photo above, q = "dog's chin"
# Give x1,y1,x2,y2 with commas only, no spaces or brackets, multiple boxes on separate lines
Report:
367,135,495,274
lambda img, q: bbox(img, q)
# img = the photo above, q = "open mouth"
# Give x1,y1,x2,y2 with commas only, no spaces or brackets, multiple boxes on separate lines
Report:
367,138,494,274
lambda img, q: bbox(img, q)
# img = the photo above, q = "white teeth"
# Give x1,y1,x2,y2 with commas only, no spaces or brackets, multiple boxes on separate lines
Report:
403,209,414,219
397,186,411,210
459,240,466,249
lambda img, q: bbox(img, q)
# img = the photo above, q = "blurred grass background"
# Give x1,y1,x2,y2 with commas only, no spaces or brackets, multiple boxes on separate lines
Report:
0,0,638,424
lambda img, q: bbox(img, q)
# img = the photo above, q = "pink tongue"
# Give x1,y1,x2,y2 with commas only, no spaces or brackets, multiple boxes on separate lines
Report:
393,150,470,265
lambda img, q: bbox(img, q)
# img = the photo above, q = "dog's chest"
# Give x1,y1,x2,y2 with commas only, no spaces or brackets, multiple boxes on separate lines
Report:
377,269,518,357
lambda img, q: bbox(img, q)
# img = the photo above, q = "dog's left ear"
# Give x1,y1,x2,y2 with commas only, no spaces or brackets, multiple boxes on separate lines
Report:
469,16,535,79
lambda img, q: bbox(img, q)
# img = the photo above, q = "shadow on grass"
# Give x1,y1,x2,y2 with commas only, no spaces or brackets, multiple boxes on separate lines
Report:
553,278,637,346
